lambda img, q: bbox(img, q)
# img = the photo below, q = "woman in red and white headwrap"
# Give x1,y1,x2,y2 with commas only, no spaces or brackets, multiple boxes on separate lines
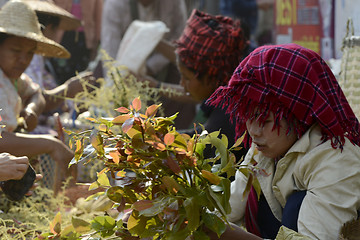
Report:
206,44,360,239
175,9,249,159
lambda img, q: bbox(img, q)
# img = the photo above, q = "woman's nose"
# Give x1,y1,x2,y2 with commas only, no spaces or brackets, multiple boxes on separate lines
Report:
247,120,262,137
18,53,32,65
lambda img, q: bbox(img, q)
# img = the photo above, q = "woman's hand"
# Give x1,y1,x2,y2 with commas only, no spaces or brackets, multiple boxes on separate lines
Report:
42,135,76,194
0,153,29,181
20,107,38,132
25,174,43,196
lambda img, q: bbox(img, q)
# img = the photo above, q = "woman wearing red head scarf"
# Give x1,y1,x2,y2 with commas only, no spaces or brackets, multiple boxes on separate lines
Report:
147,9,250,161
205,44,360,239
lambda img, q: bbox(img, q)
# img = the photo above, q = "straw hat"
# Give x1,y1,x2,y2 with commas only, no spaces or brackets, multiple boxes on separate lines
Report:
21,0,81,31
0,0,70,58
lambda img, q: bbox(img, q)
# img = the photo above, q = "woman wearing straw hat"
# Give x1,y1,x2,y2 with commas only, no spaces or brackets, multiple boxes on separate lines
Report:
24,0,81,91
0,0,74,193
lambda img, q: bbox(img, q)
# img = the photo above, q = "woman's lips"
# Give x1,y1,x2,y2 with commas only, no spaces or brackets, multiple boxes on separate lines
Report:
253,142,266,151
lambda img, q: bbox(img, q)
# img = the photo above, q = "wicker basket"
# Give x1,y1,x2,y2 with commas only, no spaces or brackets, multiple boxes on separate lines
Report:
338,19,360,120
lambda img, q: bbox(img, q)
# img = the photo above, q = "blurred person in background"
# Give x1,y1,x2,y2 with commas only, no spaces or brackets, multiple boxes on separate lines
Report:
50,0,103,85
100,0,196,130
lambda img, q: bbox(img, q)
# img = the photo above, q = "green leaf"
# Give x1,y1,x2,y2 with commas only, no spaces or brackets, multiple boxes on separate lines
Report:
220,134,229,148
91,216,116,236
107,186,124,203
219,179,231,214
166,227,191,240
90,216,116,238
202,134,229,169
205,187,227,218
135,197,169,217
184,197,200,232
162,176,184,194
192,230,211,240
72,216,91,233
90,130,104,156
172,133,188,149
60,225,76,237
202,212,226,238
131,133,148,150
220,154,236,178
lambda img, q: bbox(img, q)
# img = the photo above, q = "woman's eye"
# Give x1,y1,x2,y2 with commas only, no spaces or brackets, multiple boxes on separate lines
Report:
263,120,273,126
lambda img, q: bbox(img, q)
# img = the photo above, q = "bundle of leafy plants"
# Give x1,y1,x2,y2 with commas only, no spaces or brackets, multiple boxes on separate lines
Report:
36,97,257,239
71,52,179,120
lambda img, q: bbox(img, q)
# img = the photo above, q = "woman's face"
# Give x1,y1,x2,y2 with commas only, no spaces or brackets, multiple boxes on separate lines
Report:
178,62,217,102
246,111,298,159
0,36,36,79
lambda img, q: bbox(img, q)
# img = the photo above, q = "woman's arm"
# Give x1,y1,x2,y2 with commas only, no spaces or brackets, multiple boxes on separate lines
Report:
42,71,96,113
18,74,46,132
206,223,262,240
0,131,75,193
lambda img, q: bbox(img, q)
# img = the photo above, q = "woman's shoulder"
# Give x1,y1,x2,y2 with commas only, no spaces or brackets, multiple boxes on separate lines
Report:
294,125,360,175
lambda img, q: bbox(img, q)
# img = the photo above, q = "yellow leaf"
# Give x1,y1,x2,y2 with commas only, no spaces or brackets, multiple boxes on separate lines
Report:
187,138,195,153
127,213,139,231
109,151,120,164
99,124,107,132
117,170,126,177
243,174,253,199
89,181,99,191
75,139,82,153
201,170,221,185
97,172,111,187
60,225,75,236
85,117,96,122
72,216,91,233
232,132,246,148
50,212,62,235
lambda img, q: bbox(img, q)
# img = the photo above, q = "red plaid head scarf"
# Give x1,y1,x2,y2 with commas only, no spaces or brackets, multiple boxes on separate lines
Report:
175,9,248,86
208,44,360,149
